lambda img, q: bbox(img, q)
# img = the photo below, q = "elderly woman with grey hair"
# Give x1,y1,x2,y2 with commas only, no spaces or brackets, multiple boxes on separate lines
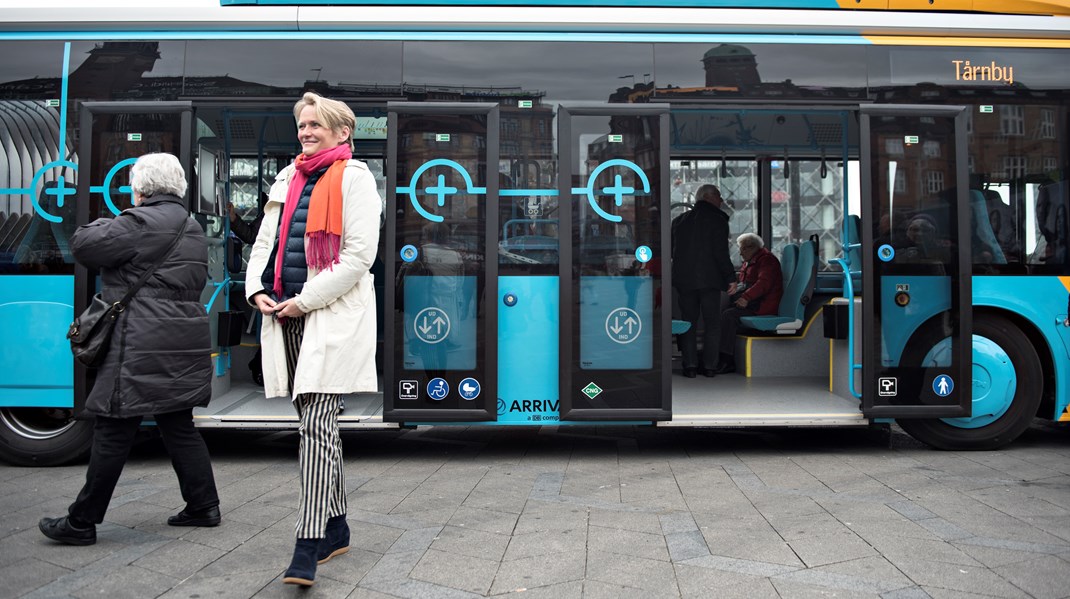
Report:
39,153,220,546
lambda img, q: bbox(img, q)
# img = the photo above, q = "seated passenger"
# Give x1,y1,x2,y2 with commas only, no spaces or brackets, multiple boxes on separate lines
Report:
714,233,783,374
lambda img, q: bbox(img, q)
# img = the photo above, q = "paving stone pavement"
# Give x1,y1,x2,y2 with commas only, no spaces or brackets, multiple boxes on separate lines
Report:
3,422,1070,598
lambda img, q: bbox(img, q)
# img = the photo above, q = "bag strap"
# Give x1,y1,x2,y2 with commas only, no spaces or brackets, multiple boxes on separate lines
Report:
116,216,190,309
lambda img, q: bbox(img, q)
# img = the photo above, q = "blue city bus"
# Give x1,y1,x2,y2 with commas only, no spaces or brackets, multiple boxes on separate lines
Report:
1,0,1068,465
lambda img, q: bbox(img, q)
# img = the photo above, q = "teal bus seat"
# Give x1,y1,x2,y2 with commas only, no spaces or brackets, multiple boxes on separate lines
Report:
740,239,816,334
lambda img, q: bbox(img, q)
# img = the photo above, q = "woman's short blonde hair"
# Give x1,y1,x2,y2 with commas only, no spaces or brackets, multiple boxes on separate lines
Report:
130,153,187,199
293,92,355,150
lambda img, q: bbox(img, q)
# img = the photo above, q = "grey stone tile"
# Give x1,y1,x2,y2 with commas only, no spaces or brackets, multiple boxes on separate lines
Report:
869,535,982,567
489,550,585,595
362,577,483,599
487,580,582,598
503,529,585,561
410,548,498,594
666,530,710,562
349,520,406,554
954,543,1041,568
581,579,676,599
346,588,402,599
673,562,779,599
155,570,279,598
697,516,804,567
387,526,441,554
891,557,1030,598
132,539,226,579
430,525,509,562
445,506,519,535
0,557,71,599
360,550,423,584
585,549,680,595
315,548,380,586
788,531,879,568
771,577,884,598
992,554,1070,599
814,556,915,589
221,500,294,528
513,502,588,535
588,524,669,561
70,564,178,599
177,517,264,551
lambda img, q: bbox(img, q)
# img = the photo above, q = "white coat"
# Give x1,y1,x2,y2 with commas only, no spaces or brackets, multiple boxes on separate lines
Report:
245,159,381,400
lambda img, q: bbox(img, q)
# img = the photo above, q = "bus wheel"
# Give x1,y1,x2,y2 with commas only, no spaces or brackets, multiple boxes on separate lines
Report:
0,408,93,466
898,315,1042,450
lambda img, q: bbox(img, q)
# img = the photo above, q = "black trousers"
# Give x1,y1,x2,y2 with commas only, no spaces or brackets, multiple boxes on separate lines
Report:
678,288,723,370
68,409,219,525
719,305,758,356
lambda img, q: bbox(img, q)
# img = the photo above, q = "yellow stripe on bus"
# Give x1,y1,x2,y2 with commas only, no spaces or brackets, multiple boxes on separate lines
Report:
1060,276,1070,292
864,36,1070,48
840,0,1070,15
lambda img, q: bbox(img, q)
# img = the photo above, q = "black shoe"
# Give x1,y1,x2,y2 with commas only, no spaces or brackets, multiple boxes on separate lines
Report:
702,369,717,378
682,368,697,378
251,370,264,386
714,361,736,375
39,516,96,546
167,505,221,527
283,538,320,586
318,515,350,564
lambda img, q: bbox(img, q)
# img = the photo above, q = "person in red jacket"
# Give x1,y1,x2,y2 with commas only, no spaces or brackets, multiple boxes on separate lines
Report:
714,233,783,374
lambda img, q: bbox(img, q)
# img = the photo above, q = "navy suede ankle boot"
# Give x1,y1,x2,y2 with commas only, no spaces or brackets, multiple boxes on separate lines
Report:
318,515,350,564
282,538,320,586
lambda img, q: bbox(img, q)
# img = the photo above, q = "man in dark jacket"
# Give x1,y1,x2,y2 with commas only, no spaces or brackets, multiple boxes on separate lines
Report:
671,184,735,377
39,153,220,546
715,233,783,374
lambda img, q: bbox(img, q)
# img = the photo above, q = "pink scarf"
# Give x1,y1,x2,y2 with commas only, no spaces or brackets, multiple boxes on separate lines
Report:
273,144,351,299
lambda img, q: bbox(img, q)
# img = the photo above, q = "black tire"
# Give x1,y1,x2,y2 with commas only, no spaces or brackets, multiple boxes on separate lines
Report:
897,315,1042,450
0,408,93,466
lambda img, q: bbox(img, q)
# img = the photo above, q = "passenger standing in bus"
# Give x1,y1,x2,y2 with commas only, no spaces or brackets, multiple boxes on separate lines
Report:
671,184,735,378
245,92,381,587
39,153,220,546
715,233,782,374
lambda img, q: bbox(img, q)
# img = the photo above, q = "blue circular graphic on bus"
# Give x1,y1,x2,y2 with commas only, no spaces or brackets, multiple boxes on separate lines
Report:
427,378,449,400
458,378,481,400
635,245,652,263
933,374,954,397
878,244,895,262
401,244,418,262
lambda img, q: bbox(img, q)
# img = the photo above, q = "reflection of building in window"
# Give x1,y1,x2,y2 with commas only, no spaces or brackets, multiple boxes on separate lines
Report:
1000,105,1025,137
1002,155,1027,180
968,156,975,173
1036,109,1056,140
965,111,973,134
1044,157,1058,173
895,170,907,193
923,140,941,158
926,170,944,194
885,138,905,155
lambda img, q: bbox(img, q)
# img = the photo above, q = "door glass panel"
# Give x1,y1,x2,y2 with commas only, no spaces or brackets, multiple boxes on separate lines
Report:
387,108,495,419
865,110,969,415
669,159,757,266
562,109,668,418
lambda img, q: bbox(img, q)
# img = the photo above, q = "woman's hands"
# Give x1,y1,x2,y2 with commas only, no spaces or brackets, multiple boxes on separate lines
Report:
252,294,306,319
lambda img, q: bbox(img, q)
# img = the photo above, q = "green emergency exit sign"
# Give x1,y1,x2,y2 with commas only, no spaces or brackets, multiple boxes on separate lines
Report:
518,100,533,108
608,134,623,143
904,135,919,145
980,105,994,113
435,133,450,142
127,133,142,142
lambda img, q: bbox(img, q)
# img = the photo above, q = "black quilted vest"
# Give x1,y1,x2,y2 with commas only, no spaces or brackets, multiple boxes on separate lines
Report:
261,169,325,301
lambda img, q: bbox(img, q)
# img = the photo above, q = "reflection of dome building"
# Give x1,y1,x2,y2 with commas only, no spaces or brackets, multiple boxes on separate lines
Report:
702,44,760,87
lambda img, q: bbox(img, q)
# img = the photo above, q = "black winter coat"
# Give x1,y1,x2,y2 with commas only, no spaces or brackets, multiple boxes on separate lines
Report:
70,195,212,418
671,200,735,292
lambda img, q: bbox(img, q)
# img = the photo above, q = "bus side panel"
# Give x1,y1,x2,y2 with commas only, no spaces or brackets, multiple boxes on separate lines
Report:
0,274,73,407
974,275,1070,420
498,276,559,424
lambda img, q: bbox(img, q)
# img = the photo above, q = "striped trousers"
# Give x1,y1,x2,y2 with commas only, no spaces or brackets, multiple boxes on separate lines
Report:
282,316,346,539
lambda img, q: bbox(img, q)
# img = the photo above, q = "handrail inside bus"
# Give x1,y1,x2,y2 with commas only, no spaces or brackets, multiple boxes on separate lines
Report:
829,257,861,400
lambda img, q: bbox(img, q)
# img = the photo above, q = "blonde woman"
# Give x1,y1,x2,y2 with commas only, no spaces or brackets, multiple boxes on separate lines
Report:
245,92,380,586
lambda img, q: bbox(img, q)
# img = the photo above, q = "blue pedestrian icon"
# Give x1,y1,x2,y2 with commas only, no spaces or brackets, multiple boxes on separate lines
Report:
933,374,954,397
458,377,481,400
427,378,449,400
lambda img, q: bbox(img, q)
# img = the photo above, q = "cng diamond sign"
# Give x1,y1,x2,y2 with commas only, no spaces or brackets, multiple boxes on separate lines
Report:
582,382,603,399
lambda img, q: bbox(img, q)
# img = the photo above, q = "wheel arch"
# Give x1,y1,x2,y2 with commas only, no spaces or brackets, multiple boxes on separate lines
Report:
973,305,1058,421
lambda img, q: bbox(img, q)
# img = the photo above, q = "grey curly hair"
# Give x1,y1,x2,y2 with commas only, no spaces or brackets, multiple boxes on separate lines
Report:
130,153,187,199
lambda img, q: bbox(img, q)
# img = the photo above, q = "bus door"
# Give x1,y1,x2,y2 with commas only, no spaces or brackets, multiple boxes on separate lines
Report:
557,104,671,421
859,104,972,418
74,102,193,414
384,102,499,422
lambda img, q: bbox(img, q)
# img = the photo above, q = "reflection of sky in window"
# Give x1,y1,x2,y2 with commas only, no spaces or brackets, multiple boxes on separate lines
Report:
885,47,1070,89
0,42,64,81
654,43,870,89
184,41,402,88
402,42,654,104
68,41,186,77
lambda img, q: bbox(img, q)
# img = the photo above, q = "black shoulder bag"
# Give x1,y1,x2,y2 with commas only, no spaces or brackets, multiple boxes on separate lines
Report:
67,218,189,367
